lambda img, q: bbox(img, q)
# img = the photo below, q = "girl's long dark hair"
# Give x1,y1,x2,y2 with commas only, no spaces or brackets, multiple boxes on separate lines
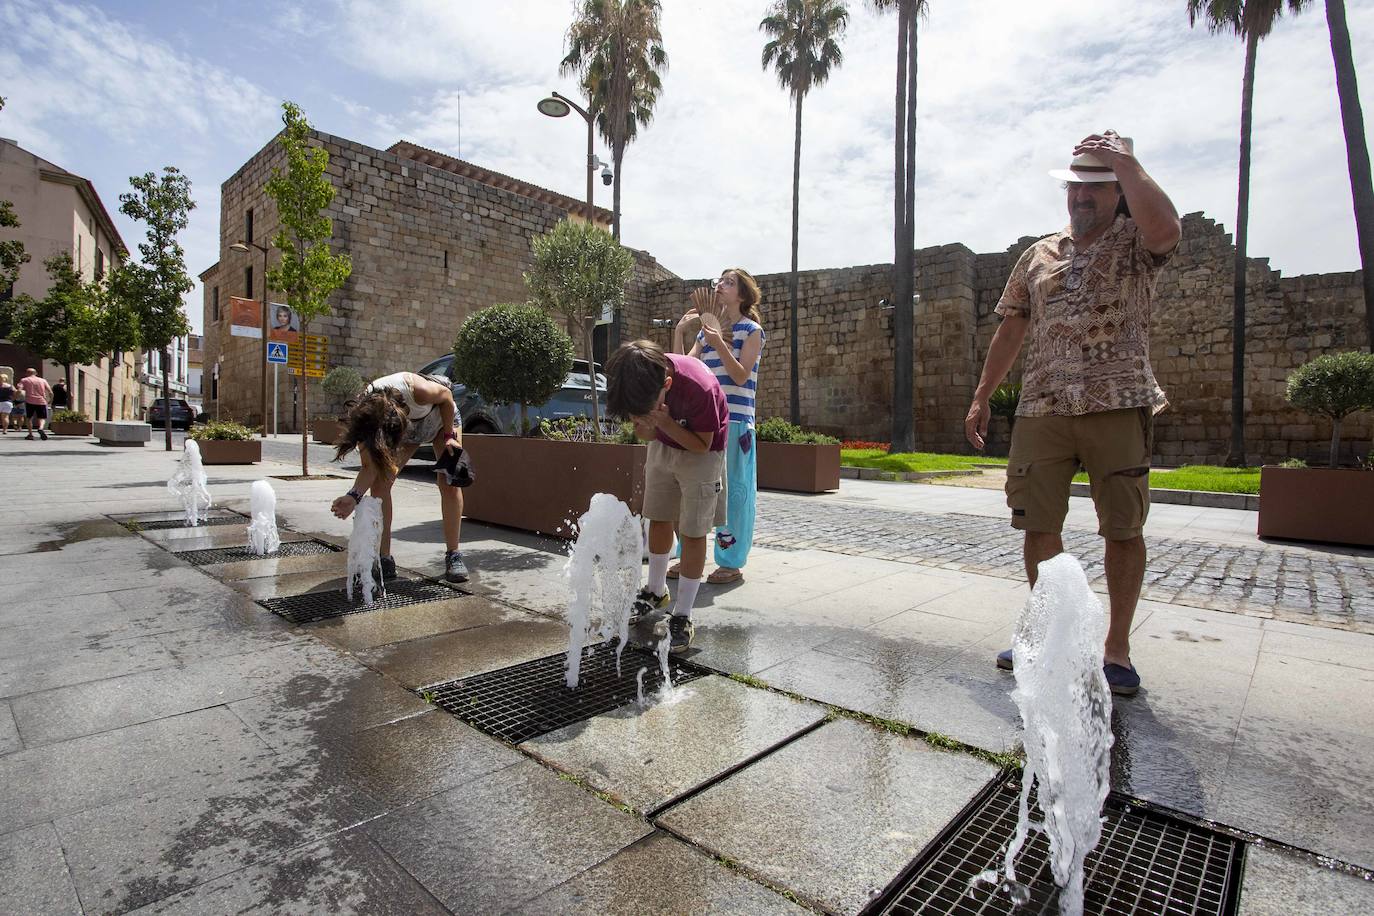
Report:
334,390,408,479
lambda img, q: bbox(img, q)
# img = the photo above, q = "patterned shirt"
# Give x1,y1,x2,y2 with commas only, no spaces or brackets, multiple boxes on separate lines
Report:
995,215,1171,417
696,318,765,424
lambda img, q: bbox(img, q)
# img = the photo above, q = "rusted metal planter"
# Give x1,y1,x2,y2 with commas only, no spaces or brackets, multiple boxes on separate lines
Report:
757,441,842,493
1257,465,1374,547
194,439,262,465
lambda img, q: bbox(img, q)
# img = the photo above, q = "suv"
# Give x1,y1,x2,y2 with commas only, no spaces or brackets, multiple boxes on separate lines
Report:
147,398,196,430
413,355,608,454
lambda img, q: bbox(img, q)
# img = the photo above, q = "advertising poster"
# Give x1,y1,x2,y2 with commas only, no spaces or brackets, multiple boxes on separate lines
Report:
228,297,260,338
268,303,299,344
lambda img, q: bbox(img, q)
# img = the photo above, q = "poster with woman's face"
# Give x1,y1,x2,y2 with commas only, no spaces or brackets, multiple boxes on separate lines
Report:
268,303,299,343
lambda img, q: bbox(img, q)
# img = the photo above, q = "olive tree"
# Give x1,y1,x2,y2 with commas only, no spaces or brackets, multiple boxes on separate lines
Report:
1286,350,1374,467
451,303,574,435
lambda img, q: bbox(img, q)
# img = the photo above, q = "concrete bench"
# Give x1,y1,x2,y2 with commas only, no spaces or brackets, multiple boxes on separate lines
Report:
93,421,152,447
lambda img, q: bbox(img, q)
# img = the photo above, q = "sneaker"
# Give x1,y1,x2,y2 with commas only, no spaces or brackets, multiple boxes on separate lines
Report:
444,550,469,583
38,429,47,440
1104,662,1140,697
630,587,670,622
668,613,694,654
379,555,396,580
996,648,1014,671
25,434,34,440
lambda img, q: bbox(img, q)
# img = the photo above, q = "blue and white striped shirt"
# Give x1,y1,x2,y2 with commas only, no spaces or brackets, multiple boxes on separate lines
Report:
698,319,765,424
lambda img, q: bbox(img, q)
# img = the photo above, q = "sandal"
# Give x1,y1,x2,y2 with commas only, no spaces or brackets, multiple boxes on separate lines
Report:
707,567,743,584
666,562,681,580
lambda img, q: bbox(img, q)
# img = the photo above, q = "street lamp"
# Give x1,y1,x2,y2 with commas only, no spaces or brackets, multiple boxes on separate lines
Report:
229,239,270,438
537,91,612,211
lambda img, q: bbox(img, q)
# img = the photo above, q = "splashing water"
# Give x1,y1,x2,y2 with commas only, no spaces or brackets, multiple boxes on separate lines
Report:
564,493,643,688
656,625,673,689
246,480,280,556
636,667,648,707
345,495,385,605
988,553,1114,916
167,440,212,526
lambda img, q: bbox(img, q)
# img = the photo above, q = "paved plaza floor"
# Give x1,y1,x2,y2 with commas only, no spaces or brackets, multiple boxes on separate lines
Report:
2,433,1372,914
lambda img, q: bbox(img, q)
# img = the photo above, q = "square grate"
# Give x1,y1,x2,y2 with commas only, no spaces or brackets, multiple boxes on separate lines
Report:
423,643,710,744
257,577,464,625
127,515,246,531
173,540,343,567
869,776,1243,916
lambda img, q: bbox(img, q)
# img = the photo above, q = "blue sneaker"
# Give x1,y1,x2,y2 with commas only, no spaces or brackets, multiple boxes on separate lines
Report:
1104,663,1140,696
996,648,1014,671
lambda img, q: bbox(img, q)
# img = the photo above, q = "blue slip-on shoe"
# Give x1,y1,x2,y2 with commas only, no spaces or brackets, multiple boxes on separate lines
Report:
1104,662,1140,697
996,648,1014,671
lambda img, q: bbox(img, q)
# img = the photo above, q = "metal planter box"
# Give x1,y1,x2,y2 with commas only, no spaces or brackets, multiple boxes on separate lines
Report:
195,439,262,465
757,441,842,493
1257,465,1374,547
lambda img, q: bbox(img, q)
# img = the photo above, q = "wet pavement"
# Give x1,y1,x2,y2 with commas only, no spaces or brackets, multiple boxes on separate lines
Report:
1,433,1372,913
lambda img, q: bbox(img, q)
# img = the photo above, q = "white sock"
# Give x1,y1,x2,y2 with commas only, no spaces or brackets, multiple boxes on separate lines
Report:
673,576,701,618
647,551,671,595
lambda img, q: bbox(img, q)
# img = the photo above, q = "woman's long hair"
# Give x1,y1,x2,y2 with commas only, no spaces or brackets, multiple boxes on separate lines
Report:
334,390,408,479
726,268,763,324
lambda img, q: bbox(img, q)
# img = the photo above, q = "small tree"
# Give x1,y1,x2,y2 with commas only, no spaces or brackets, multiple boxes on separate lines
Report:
0,98,29,297
452,303,574,435
119,167,194,452
321,365,364,406
1286,351,1374,467
264,101,352,475
93,263,142,420
525,218,633,441
7,253,103,391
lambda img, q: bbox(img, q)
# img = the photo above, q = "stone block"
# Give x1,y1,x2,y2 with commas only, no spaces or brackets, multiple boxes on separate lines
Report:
93,421,152,446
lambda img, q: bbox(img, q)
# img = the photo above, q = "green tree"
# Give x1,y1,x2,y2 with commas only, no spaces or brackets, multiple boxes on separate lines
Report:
119,167,195,451
8,253,103,391
0,97,29,298
562,0,669,242
1188,0,1312,467
525,218,634,440
761,0,849,426
452,303,575,435
1324,0,1374,353
1286,350,1374,467
263,101,353,475
869,0,926,452
93,263,142,421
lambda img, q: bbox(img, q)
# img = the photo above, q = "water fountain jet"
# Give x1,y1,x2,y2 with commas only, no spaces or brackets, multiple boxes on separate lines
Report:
246,480,280,556
346,495,385,605
564,494,643,688
167,440,212,526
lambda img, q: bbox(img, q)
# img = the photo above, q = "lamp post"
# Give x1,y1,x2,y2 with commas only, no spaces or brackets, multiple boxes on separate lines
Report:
537,91,604,211
229,240,270,438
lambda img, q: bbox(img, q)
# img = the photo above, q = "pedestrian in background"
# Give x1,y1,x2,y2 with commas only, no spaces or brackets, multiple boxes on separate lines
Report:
51,378,70,413
0,373,14,434
16,368,51,440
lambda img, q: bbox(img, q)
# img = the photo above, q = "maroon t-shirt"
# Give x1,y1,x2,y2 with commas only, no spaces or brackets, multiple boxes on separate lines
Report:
658,353,728,451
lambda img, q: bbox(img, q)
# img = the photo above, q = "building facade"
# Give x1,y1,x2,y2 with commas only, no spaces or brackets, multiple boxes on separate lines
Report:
0,137,143,420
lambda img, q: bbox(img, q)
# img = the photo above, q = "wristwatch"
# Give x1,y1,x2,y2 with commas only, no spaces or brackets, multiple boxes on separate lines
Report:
346,488,364,503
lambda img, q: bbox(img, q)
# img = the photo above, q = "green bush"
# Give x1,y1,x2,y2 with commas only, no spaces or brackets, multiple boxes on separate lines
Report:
321,366,364,401
188,420,256,441
1285,351,1374,467
988,381,1021,429
452,303,574,435
537,417,636,443
51,409,89,423
755,416,840,445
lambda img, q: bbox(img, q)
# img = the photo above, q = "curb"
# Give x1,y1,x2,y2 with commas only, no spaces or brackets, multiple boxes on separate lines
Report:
842,467,984,482
1069,481,1258,511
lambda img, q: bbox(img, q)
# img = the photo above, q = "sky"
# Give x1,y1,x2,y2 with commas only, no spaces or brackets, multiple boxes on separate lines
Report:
2,0,1372,336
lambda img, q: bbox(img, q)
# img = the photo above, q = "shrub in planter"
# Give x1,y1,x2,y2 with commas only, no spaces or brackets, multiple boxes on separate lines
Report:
756,416,840,445
188,420,261,464
452,303,574,435
49,408,94,436
1285,350,1374,467
755,417,842,492
315,366,364,443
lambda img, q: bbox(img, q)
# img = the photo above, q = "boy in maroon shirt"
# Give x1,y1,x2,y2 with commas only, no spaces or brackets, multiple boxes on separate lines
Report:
606,339,729,653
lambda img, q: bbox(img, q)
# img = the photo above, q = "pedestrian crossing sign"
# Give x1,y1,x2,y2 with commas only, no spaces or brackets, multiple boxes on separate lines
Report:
267,342,288,364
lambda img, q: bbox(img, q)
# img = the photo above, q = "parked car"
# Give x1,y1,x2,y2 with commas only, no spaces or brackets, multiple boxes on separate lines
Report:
147,398,196,430
412,354,609,458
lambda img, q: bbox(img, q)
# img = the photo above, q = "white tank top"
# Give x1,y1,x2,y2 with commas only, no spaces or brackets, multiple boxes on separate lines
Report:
366,372,432,420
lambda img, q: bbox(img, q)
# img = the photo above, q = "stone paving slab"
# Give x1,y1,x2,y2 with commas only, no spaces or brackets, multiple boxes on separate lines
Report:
1238,846,1374,915
7,562,208,605
0,706,274,835
522,675,828,814
0,822,82,916
0,629,181,701
303,593,525,652
55,746,386,915
521,831,807,915
657,717,997,914
365,758,653,914
0,700,20,755
140,524,312,550
226,567,359,601
127,831,448,916
200,549,347,582
110,508,243,524
356,616,571,688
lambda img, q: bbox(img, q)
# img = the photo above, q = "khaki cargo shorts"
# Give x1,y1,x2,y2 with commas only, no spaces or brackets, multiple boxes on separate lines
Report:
1005,407,1153,541
643,441,727,539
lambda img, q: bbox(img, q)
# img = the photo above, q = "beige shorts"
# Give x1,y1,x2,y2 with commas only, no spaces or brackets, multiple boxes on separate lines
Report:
1005,407,1153,541
643,441,727,539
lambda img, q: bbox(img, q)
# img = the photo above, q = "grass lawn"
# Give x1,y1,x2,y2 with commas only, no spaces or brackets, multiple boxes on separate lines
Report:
1070,464,1261,494
841,449,1008,472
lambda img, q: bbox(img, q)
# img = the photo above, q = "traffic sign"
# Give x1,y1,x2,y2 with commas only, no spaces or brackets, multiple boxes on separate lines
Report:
266,342,289,364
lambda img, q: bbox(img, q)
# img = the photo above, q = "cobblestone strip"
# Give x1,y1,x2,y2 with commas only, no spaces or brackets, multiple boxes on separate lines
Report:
753,495,1374,633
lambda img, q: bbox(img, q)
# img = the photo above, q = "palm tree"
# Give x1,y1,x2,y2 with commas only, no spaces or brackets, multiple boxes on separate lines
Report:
1188,0,1311,467
761,0,849,425
1325,0,1374,353
870,1,925,452
562,0,668,243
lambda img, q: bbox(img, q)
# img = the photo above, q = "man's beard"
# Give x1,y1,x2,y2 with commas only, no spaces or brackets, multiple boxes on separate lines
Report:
1070,205,1103,237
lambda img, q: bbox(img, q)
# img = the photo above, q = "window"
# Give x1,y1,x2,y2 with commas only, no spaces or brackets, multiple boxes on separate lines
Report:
95,248,105,280
245,266,254,299
246,208,254,244
212,286,220,321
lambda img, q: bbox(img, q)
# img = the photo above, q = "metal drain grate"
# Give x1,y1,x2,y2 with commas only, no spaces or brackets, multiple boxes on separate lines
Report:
424,643,710,744
869,776,1243,916
173,540,343,567
257,577,463,625
127,515,246,531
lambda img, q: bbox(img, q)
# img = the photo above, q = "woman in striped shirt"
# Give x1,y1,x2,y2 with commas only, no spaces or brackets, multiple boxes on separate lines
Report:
672,268,766,584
